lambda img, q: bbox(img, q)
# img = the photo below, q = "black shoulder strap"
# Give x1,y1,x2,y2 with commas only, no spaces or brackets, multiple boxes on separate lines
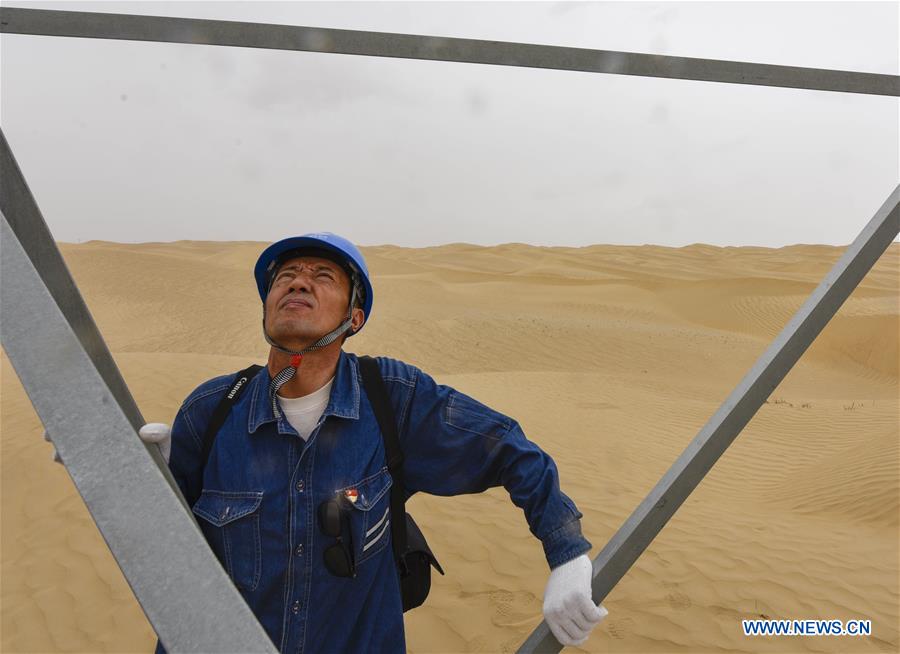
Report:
358,355,410,571
201,364,263,467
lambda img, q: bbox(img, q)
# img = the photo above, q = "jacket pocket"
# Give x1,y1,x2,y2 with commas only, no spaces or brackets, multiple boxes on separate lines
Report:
335,467,393,566
193,490,264,592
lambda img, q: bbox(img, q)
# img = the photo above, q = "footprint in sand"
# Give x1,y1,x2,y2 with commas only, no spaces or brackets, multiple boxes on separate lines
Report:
606,616,635,640
490,589,515,618
660,581,691,610
490,590,514,604
489,589,536,622
665,590,692,610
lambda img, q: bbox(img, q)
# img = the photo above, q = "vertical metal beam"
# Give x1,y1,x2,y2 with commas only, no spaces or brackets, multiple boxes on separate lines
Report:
518,185,900,654
1,7,898,97
0,137,278,654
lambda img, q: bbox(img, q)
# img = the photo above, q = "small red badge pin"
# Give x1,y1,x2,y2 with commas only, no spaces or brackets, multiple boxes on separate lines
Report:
344,488,359,504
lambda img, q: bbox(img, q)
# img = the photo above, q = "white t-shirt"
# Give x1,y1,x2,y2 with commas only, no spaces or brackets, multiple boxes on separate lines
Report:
277,377,334,441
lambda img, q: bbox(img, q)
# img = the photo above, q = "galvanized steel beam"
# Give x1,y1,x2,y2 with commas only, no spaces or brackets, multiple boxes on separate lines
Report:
0,129,148,434
0,132,277,654
517,185,900,653
1,7,897,96
0,127,187,506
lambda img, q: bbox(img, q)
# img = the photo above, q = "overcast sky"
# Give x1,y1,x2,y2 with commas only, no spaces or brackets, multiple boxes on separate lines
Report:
2,1,897,247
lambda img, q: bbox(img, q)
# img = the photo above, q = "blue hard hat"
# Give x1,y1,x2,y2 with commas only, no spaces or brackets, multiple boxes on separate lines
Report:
254,232,373,334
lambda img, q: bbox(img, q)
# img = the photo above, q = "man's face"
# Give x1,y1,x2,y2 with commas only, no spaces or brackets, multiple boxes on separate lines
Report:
264,255,361,348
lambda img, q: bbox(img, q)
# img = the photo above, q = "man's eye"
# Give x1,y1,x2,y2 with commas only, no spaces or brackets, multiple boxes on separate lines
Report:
318,272,334,279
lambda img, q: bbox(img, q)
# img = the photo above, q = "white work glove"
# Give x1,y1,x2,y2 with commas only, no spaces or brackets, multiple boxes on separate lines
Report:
543,554,608,647
139,423,172,464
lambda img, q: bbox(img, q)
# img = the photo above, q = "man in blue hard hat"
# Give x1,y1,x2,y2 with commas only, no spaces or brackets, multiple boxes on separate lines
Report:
141,232,607,653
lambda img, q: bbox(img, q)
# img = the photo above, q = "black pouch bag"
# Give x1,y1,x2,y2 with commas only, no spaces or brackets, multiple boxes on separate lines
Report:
358,356,444,612
399,514,444,610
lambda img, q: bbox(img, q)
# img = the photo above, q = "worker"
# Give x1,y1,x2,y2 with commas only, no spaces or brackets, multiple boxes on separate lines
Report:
140,232,607,652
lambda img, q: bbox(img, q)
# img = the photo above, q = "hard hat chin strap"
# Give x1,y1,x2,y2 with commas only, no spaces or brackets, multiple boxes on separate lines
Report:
263,279,359,418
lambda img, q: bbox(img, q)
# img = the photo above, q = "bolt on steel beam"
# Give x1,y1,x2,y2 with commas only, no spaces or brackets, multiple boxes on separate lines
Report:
0,132,278,654
1,7,897,96
517,184,900,653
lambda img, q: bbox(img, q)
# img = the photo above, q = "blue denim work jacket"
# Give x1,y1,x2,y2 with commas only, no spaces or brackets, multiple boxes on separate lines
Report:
155,351,591,654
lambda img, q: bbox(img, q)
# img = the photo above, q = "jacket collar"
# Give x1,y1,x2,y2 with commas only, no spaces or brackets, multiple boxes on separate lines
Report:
248,349,360,434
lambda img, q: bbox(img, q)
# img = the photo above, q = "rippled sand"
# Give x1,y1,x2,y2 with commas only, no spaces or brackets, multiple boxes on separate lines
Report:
2,241,897,653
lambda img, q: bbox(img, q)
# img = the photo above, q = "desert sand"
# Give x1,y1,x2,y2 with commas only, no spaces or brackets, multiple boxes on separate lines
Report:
2,240,898,653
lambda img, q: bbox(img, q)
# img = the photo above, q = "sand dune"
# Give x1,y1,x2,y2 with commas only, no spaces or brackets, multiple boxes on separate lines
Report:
2,241,897,653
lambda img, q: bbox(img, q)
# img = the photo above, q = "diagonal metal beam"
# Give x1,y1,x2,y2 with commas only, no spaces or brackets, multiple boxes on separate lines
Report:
517,184,900,653
0,128,146,433
1,7,897,97
0,133,278,654
0,127,190,508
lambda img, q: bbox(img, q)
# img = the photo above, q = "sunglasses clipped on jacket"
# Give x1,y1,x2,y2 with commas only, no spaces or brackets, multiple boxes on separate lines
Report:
318,496,356,578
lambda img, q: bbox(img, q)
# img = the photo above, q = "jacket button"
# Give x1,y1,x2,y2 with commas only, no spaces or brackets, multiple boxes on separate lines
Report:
295,480,304,492
295,544,303,556
292,600,301,614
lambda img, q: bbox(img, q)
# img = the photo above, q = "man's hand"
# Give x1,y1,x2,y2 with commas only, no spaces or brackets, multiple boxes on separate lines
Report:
139,423,172,463
542,554,607,647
